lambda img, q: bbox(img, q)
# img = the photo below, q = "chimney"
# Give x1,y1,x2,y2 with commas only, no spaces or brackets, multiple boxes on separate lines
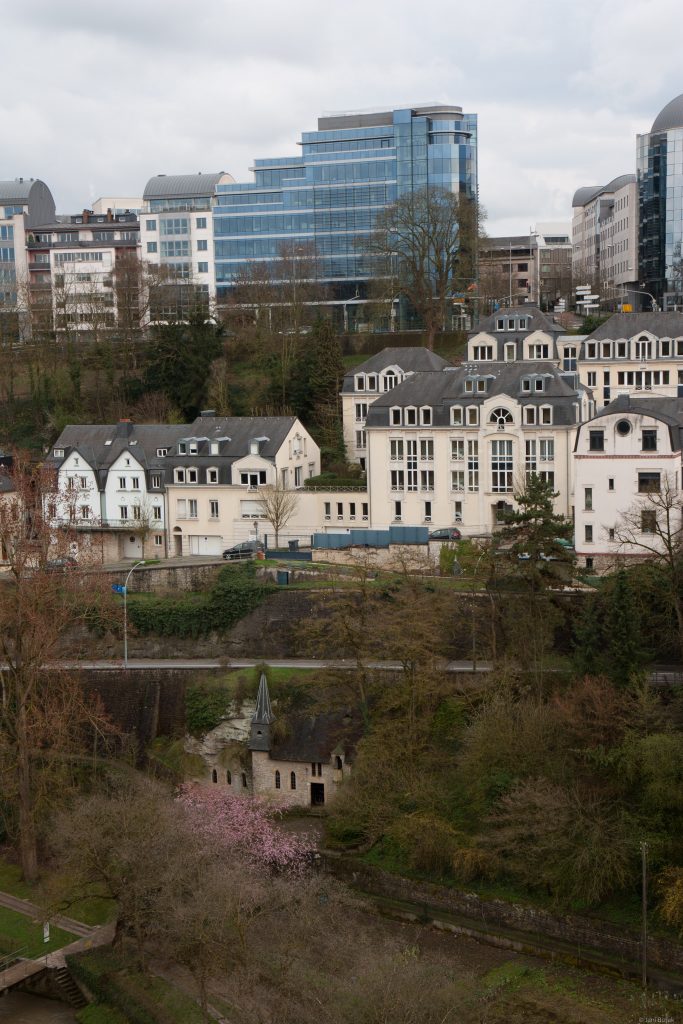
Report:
82,209,90,223
106,207,113,222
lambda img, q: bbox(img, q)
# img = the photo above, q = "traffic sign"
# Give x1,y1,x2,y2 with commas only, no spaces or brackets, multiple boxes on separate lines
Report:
111,583,126,595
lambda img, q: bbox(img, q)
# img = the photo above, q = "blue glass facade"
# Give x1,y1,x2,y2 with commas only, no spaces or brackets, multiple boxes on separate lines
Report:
638,119,683,310
213,105,477,306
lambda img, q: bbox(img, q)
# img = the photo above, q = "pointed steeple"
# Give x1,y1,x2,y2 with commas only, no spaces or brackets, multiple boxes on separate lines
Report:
248,672,274,751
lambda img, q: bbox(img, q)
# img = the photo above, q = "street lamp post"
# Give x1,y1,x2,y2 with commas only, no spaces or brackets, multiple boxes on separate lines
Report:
619,285,660,312
123,560,146,669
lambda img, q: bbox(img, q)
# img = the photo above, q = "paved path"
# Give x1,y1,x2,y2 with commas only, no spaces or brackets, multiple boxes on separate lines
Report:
0,888,114,994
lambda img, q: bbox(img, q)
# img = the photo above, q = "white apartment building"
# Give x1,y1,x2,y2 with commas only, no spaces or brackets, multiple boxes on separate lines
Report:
574,394,683,573
140,173,234,313
572,175,638,304
341,348,452,468
364,362,593,535
578,312,683,408
0,178,56,332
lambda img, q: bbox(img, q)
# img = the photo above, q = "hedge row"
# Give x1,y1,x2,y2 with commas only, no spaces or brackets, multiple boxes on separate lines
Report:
127,562,274,638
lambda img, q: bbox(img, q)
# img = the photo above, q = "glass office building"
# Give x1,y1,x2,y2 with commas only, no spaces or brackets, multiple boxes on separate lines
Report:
638,93,683,311
213,105,477,320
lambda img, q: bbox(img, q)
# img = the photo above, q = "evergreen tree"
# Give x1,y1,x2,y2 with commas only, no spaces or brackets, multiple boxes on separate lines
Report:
602,569,649,686
572,594,604,677
144,314,223,419
291,317,346,464
498,474,574,589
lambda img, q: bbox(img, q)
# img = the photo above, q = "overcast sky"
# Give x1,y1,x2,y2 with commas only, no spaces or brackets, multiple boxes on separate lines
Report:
1,0,681,235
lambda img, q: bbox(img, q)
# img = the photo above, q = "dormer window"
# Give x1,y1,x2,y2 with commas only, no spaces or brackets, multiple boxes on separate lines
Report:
534,378,544,392
249,439,260,455
507,318,516,331
465,379,474,393
390,407,402,425
174,468,186,483
189,442,198,455
522,377,531,392
355,374,366,391
210,441,219,455
540,405,552,425
524,406,537,425
518,317,527,330
187,468,198,484
367,374,377,391
54,448,64,458
473,345,493,360
207,468,218,483
476,379,487,393
586,343,597,359
601,342,612,358
178,443,187,454
157,448,168,457
661,339,671,357
466,406,479,426
504,343,516,361
383,370,398,392
496,318,505,330
616,341,628,358
451,406,463,426
405,406,417,426
529,344,549,359
420,407,432,425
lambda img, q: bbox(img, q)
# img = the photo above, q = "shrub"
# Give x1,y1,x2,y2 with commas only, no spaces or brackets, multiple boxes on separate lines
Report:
389,813,461,876
185,686,232,736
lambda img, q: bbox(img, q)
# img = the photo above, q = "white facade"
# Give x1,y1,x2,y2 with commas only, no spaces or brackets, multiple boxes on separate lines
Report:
572,176,638,303
574,399,683,572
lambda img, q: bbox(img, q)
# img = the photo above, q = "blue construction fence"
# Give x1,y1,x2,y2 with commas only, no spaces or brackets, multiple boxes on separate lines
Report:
312,526,429,550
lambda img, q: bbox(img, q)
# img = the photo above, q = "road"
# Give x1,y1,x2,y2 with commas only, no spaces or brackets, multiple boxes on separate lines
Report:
39,657,494,673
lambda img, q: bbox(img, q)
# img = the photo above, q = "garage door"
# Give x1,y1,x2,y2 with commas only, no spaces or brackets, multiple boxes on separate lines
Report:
189,535,223,556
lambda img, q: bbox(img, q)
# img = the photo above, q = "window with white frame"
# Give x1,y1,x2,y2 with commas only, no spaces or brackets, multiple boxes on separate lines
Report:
209,500,219,519
174,468,186,483
635,337,652,360
241,470,267,486
526,439,537,477
539,470,555,487
355,402,368,422
393,500,402,520
390,439,404,460
188,499,198,518
424,500,432,521
586,343,597,359
524,406,537,425
451,406,463,425
178,443,187,454
466,406,479,426
405,406,417,425
367,374,377,391
54,448,64,458
119,505,129,521
80,505,90,519
451,438,464,461
504,343,516,361
476,379,487,393
383,370,398,391
539,438,554,462
491,439,513,492
390,469,405,490
151,473,161,488
451,470,465,491
406,440,418,490
154,535,163,547
355,374,366,391
420,439,434,461
473,345,493,360
534,378,545,392
355,430,366,449
324,502,331,519
294,466,303,487
600,342,612,358
496,318,505,330
453,500,463,522
529,343,549,359
420,407,432,425
465,379,474,393
156,448,168,457
522,377,531,392
189,442,198,455
616,341,628,358
539,406,552,425
467,440,479,491
489,407,513,429
131,476,140,489
152,505,162,520
207,468,218,483
390,407,402,425
587,371,597,387
187,468,198,484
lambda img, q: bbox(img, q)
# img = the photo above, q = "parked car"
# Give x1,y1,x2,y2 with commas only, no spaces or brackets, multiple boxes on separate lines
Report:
45,556,79,572
222,540,265,560
428,527,462,542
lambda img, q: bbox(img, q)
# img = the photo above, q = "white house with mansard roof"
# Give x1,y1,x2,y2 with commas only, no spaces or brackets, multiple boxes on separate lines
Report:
577,312,683,409
364,362,593,535
574,394,683,573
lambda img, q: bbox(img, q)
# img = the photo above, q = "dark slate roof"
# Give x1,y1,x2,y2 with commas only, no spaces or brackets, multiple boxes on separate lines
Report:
585,312,683,341
45,416,299,489
470,305,561,338
365,362,585,428
578,394,683,451
270,710,362,764
143,173,228,200
342,347,452,394
652,93,683,134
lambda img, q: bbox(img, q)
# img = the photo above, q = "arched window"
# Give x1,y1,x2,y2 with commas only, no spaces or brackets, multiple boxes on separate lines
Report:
275,770,281,789
290,771,297,790
489,408,513,429
383,369,398,391
226,770,232,785
241,772,248,789
211,769,218,784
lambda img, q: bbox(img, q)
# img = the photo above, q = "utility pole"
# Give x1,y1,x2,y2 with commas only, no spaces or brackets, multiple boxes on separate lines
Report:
641,840,648,992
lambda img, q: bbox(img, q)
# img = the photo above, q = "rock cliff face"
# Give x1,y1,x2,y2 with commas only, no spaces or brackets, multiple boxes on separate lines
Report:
185,699,256,781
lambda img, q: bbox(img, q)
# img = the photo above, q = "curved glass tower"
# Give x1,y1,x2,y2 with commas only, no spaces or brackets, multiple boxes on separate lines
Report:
213,105,477,318
638,93,683,310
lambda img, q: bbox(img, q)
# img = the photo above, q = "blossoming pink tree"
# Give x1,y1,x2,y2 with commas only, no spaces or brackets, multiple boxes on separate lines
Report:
177,783,314,873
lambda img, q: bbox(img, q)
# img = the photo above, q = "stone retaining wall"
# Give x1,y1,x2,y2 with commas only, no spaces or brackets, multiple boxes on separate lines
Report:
327,856,683,975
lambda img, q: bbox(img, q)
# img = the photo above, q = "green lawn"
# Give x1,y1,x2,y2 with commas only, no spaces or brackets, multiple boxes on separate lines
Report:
0,904,77,957
0,857,116,928
0,860,32,900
